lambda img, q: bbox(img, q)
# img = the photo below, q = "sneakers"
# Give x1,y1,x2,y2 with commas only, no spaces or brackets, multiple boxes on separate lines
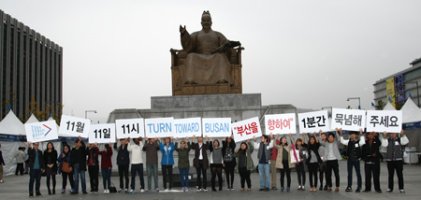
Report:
286,187,290,192
280,187,285,192
387,188,393,193
400,189,405,193
0,179,4,183
104,189,109,193
129,189,134,193
140,189,145,193
345,186,352,192
355,188,361,193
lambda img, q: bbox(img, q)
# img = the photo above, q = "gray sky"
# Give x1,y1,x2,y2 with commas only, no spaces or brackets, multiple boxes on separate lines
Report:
1,0,421,123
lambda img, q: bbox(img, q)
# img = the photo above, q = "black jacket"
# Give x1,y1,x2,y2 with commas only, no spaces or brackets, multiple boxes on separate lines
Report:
70,143,88,171
117,144,130,166
43,149,58,172
191,142,209,169
222,140,236,164
28,148,45,170
361,138,382,163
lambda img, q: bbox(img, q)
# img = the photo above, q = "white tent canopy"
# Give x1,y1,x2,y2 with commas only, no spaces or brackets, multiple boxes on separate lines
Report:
401,98,421,123
25,114,39,124
383,102,396,110
0,110,25,136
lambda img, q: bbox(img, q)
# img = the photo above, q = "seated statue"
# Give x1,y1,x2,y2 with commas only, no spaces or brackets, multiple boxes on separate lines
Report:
179,11,241,85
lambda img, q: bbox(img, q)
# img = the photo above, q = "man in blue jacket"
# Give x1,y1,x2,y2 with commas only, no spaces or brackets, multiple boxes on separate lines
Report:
160,137,175,191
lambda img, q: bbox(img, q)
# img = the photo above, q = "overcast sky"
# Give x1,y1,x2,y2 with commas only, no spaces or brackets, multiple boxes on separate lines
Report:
1,0,421,123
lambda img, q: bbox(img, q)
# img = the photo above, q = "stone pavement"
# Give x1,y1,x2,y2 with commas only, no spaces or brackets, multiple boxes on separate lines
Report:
0,161,420,200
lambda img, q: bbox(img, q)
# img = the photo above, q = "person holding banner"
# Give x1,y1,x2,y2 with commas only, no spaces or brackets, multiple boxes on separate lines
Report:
143,138,160,192
191,136,210,192
306,135,322,192
27,142,45,197
270,137,279,191
361,132,382,193
70,139,88,195
236,140,254,191
222,137,236,191
43,142,58,195
274,135,293,192
116,139,130,193
338,129,365,193
159,137,176,191
294,138,308,191
87,143,99,193
318,132,328,191
209,139,224,192
321,132,341,192
175,139,192,192
99,144,113,193
128,137,145,193
253,135,273,192
58,144,74,194
381,130,409,193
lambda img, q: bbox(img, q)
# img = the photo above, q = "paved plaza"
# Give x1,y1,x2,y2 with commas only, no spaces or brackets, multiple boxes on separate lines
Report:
1,161,420,200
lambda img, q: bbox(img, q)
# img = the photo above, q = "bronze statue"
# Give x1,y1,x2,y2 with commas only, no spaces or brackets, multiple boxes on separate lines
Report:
179,11,240,85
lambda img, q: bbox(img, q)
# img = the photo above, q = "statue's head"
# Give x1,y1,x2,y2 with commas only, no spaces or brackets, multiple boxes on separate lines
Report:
201,10,212,30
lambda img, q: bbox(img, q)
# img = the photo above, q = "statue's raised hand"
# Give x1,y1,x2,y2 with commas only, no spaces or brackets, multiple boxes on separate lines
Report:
179,25,187,34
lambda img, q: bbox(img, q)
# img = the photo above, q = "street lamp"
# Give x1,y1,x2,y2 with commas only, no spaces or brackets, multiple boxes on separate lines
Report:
347,97,361,109
406,81,420,107
85,110,97,119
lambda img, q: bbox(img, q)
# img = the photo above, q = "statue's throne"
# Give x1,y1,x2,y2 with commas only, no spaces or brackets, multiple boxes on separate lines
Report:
170,45,244,96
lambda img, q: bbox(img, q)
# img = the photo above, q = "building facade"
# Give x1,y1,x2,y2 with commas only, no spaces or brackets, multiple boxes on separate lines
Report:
373,57,421,109
0,9,63,122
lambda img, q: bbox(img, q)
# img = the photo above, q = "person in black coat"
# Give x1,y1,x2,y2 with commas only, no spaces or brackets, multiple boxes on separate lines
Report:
44,142,58,195
222,137,236,190
191,136,210,191
361,132,382,193
27,142,45,197
70,138,88,194
116,139,130,192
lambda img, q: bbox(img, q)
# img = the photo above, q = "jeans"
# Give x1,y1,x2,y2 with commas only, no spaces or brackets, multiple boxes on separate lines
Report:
131,164,145,190
29,168,41,194
347,159,362,188
118,165,129,190
308,162,319,188
179,168,189,188
101,168,111,190
146,164,158,190
326,160,340,188
239,167,251,189
224,161,235,188
387,160,404,190
296,162,306,186
280,160,291,188
196,160,207,189
72,164,87,193
62,171,74,191
365,161,380,191
162,165,173,189
319,161,326,188
210,164,223,190
258,163,270,189
88,165,99,191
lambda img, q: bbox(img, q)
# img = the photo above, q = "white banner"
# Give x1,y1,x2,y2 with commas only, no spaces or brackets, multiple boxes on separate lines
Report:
173,118,202,138
298,110,330,133
25,121,59,142
232,117,262,142
331,108,366,132
89,124,116,144
144,117,174,138
115,118,145,139
202,118,232,138
59,115,91,138
366,110,402,133
264,113,296,135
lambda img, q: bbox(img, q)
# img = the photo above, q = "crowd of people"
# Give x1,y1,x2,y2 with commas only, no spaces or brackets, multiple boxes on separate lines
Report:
0,129,410,197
